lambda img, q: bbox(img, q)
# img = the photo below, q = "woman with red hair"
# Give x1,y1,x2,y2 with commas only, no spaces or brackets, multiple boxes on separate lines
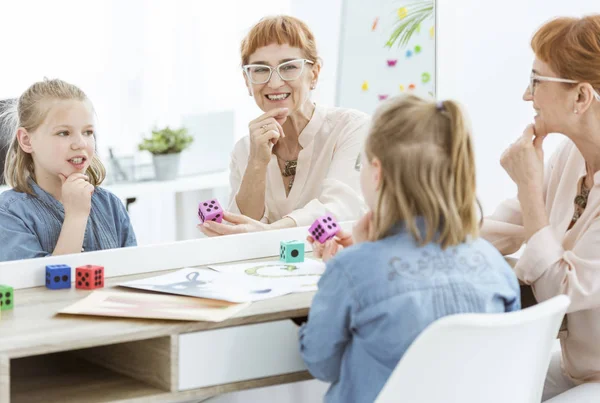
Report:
199,15,369,237
482,15,600,401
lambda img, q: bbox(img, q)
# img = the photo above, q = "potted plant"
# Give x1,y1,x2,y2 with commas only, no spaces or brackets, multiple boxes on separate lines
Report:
386,1,434,48
138,126,194,181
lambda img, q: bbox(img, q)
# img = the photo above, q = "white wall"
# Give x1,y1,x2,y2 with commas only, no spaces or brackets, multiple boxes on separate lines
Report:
291,0,344,108
0,0,290,157
0,1,296,247
437,0,599,214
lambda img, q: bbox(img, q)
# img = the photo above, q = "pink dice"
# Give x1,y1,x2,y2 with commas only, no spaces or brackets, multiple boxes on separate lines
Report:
198,199,223,223
309,213,340,244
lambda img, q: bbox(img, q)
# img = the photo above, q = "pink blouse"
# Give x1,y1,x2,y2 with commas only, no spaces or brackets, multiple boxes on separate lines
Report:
228,105,369,226
482,139,600,384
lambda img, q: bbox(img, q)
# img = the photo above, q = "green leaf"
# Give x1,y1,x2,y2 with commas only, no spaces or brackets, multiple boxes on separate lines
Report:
386,0,434,49
138,126,194,155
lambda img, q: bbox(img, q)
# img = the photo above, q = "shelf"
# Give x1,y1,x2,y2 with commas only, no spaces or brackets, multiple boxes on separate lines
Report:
11,353,165,403
0,170,230,200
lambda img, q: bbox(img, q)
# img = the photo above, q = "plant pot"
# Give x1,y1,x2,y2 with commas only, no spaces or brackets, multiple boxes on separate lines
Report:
152,153,181,181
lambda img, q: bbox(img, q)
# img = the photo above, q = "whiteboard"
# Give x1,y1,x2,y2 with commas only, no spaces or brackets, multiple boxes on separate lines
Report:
336,0,436,114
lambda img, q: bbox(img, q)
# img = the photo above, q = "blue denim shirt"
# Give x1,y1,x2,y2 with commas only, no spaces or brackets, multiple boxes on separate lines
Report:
0,181,136,262
299,222,520,403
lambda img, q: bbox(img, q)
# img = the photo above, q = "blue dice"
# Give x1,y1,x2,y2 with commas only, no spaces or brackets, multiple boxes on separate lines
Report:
45,265,72,290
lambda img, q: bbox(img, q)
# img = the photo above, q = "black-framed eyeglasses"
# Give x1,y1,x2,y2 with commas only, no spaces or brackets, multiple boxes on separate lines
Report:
242,59,314,85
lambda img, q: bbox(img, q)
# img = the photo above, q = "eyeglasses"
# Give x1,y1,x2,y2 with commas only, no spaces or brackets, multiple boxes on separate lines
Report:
243,59,314,85
529,72,600,101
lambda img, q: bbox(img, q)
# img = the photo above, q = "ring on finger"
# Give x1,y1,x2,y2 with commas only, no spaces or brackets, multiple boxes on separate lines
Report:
261,124,269,134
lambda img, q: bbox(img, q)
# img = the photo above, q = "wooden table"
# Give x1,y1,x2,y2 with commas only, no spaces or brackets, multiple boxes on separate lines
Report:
0,269,315,403
0,256,539,403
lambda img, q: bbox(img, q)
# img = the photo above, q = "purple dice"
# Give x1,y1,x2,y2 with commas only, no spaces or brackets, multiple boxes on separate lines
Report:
198,199,223,223
309,213,340,244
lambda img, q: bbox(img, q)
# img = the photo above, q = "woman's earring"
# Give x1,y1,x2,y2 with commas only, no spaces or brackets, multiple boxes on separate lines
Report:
574,109,579,114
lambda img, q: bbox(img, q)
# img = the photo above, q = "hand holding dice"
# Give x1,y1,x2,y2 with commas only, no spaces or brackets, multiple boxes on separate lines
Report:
198,199,224,224
197,198,268,237
309,213,341,243
307,214,344,262
307,212,372,262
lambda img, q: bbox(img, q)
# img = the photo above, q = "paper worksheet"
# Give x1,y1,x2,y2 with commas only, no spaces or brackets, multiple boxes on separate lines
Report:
119,267,297,303
209,258,326,293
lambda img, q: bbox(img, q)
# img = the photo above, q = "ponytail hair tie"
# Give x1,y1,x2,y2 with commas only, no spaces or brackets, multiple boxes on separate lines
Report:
436,101,445,111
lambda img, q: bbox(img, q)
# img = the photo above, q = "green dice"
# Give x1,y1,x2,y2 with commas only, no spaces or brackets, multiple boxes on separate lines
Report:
0,284,14,311
280,240,305,263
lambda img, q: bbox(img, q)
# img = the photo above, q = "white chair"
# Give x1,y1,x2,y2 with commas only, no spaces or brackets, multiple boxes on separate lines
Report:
375,295,570,403
545,383,600,403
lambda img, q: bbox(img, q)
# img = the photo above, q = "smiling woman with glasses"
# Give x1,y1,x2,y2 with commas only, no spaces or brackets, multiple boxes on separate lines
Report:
482,14,600,402
198,15,369,238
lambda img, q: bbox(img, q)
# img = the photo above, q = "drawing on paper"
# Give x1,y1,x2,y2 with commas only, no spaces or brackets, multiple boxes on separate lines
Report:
209,258,326,293
245,263,322,278
119,268,293,303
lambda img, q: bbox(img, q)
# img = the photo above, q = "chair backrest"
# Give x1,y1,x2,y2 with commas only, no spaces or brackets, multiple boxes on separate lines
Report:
0,99,16,185
375,295,570,403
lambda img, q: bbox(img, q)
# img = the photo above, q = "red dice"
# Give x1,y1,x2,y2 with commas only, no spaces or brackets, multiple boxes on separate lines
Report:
75,265,105,290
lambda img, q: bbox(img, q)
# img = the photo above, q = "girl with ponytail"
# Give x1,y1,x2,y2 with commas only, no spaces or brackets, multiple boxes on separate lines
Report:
299,94,520,403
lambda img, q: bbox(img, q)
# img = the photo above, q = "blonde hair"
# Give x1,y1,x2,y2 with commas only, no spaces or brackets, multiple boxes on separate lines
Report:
240,15,319,66
365,94,480,248
2,78,105,194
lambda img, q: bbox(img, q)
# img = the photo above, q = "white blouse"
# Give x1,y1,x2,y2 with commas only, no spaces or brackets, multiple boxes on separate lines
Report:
228,104,369,226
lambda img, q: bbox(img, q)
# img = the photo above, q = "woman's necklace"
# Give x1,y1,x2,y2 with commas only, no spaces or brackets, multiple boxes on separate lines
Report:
571,176,591,225
276,154,298,192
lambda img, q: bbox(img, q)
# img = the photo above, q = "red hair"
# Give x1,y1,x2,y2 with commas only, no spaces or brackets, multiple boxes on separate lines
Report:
240,15,319,66
531,15,600,91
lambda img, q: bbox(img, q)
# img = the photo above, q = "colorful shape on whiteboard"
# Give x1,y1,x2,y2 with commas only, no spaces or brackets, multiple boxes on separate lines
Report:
399,85,405,92
409,84,416,90
416,24,421,34
372,17,379,31
430,26,435,39
428,91,434,97
378,94,389,101
387,59,398,67
415,45,422,54
397,7,408,20
421,72,431,83
406,50,413,58
361,81,369,91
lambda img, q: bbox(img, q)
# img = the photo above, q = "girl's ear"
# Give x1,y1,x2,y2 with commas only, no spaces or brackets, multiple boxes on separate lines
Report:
372,157,382,190
17,128,33,154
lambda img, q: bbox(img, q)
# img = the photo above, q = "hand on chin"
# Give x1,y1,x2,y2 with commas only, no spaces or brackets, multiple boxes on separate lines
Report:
267,106,289,125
